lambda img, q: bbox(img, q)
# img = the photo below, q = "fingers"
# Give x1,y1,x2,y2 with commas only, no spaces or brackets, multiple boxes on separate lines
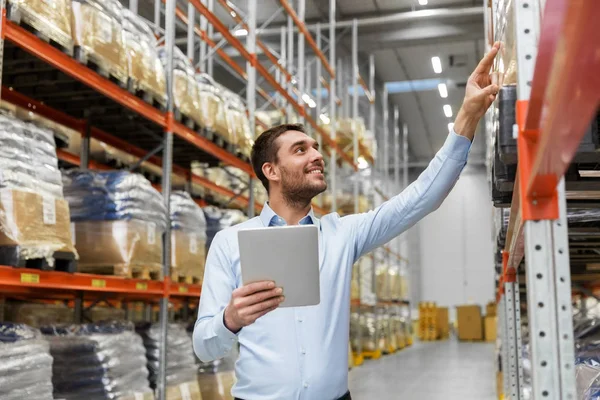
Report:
245,296,284,317
482,83,500,97
472,41,501,76
250,304,280,321
234,280,275,297
237,287,283,308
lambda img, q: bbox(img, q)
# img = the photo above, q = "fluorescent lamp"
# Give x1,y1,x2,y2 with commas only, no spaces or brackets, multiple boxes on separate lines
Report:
437,83,448,98
319,114,330,125
358,156,368,170
431,57,442,74
443,105,452,118
233,29,248,37
302,94,311,103
448,122,455,132
307,99,316,108
418,0,428,4
230,11,236,17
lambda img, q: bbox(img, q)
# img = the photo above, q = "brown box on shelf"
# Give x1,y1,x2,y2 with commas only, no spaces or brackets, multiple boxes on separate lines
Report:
118,391,154,400
0,189,76,259
436,307,450,339
73,220,163,276
486,301,497,316
485,315,498,342
8,0,73,50
166,380,203,400
171,230,206,283
71,0,128,83
456,305,483,341
198,371,236,400
4,301,74,327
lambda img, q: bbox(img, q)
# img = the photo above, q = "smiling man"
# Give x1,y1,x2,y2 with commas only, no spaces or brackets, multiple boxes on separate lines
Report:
193,42,501,400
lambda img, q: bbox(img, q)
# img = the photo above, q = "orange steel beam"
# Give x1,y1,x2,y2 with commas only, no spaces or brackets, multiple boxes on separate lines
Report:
320,76,342,106
188,0,357,170
3,22,255,173
278,0,335,78
359,75,375,104
56,149,111,171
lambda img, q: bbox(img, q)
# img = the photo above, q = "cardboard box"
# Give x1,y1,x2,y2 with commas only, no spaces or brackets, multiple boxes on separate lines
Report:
198,371,235,400
171,229,206,282
167,380,203,400
74,220,163,274
456,305,483,341
496,371,503,400
485,315,498,342
8,0,73,48
486,301,498,316
0,189,76,260
118,391,154,400
436,307,450,339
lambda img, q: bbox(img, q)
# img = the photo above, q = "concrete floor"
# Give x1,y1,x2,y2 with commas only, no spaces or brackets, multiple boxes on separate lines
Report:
349,340,497,400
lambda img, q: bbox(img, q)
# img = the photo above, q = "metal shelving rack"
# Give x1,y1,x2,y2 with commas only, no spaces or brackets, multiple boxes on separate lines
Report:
491,0,600,399
0,0,411,398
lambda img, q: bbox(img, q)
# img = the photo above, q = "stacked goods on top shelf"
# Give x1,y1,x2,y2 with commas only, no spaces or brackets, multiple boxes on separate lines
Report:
4,301,74,327
221,87,255,159
7,0,73,52
193,164,268,207
196,73,230,140
63,170,167,279
170,191,207,284
122,9,167,105
0,113,77,269
71,0,128,84
320,118,374,163
0,323,54,400
136,323,198,391
161,46,202,126
42,321,154,400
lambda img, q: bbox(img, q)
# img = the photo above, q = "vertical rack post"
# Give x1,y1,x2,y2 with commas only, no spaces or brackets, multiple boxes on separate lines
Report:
382,87,389,199
157,0,175,399
369,54,376,298
402,122,409,308
129,0,138,13
328,0,336,213
315,23,324,207
199,0,208,71
246,0,257,218
207,0,214,76
297,0,305,124
81,121,91,170
351,19,359,214
286,11,294,121
280,26,287,113
393,107,400,254
187,2,195,62
154,0,161,34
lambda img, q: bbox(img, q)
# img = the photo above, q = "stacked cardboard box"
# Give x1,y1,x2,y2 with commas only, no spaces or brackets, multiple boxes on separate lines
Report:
456,305,483,341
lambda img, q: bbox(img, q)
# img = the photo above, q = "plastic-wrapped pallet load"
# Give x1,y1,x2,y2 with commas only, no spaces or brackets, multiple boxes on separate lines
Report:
0,323,54,400
195,334,238,400
375,261,391,301
203,206,247,251
491,0,517,86
71,0,128,84
7,0,73,51
224,93,254,157
136,323,198,391
171,191,207,283
122,9,166,105
160,47,202,126
361,312,378,353
196,73,228,136
0,113,76,266
4,301,74,327
320,118,367,163
63,170,167,278
41,321,153,400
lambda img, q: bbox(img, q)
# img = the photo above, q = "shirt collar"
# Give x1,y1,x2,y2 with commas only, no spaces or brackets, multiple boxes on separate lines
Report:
259,202,319,229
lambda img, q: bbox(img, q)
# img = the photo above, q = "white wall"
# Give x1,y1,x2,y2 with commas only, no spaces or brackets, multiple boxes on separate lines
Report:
416,166,495,321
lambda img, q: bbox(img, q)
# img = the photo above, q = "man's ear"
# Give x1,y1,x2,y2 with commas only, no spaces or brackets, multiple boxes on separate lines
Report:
262,162,280,184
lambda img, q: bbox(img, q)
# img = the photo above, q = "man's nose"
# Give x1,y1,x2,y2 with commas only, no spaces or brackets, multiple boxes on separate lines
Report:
310,148,324,163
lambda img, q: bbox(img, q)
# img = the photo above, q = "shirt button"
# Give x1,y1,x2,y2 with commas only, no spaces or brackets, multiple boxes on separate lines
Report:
297,318,303,323
301,349,306,354
303,383,309,388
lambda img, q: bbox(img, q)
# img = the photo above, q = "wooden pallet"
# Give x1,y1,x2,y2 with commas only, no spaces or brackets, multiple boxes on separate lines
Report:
77,264,163,280
362,349,382,360
127,78,167,110
170,271,201,285
0,246,77,272
74,47,128,88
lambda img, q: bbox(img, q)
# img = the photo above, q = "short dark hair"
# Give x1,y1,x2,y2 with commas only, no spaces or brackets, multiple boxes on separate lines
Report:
251,123,305,193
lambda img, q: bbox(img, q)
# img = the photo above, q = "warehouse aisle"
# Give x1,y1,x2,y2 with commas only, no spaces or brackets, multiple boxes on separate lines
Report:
349,340,496,400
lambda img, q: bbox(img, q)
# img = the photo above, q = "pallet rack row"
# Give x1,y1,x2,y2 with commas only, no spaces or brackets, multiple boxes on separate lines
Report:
0,0,412,399
489,0,600,399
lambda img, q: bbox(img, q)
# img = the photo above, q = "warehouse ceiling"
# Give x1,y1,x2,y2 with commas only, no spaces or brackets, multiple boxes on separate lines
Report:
137,0,486,169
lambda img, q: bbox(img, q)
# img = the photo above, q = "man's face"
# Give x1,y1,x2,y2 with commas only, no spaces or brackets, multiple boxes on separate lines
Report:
272,130,326,202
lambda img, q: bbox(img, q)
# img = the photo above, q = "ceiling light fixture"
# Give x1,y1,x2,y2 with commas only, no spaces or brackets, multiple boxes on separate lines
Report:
448,122,455,132
233,28,248,37
418,0,428,5
307,99,316,108
443,105,453,118
320,114,330,125
431,56,442,74
357,156,368,170
437,83,448,98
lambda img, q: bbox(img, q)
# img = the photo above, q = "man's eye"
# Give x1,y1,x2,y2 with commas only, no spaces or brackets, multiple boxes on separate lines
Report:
295,147,304,154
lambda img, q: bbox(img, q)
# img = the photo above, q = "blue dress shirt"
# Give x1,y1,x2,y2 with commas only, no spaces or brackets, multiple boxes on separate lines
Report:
193,131,471,400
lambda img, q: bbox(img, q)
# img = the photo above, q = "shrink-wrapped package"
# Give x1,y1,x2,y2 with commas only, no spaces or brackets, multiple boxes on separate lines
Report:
171,191,207,283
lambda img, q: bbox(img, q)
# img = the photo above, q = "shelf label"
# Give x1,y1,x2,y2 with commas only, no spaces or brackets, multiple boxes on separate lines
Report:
179,383,192,400
136,282,148,291
91,279,106,288
189,234,198,255
134,393,144,400
42,195,56,225
147,222,156,245
178,286,188,293
21,273,40,284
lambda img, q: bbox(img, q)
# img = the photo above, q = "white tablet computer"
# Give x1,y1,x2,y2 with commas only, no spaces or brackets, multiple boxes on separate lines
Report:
237,225,320,307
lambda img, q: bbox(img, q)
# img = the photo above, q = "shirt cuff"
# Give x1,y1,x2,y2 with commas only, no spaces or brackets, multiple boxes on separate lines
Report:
441,129,472,161
214,308,238,344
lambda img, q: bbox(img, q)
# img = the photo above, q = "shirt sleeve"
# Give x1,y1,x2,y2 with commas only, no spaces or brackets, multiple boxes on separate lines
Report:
192,231,238,362
345,130,472,262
